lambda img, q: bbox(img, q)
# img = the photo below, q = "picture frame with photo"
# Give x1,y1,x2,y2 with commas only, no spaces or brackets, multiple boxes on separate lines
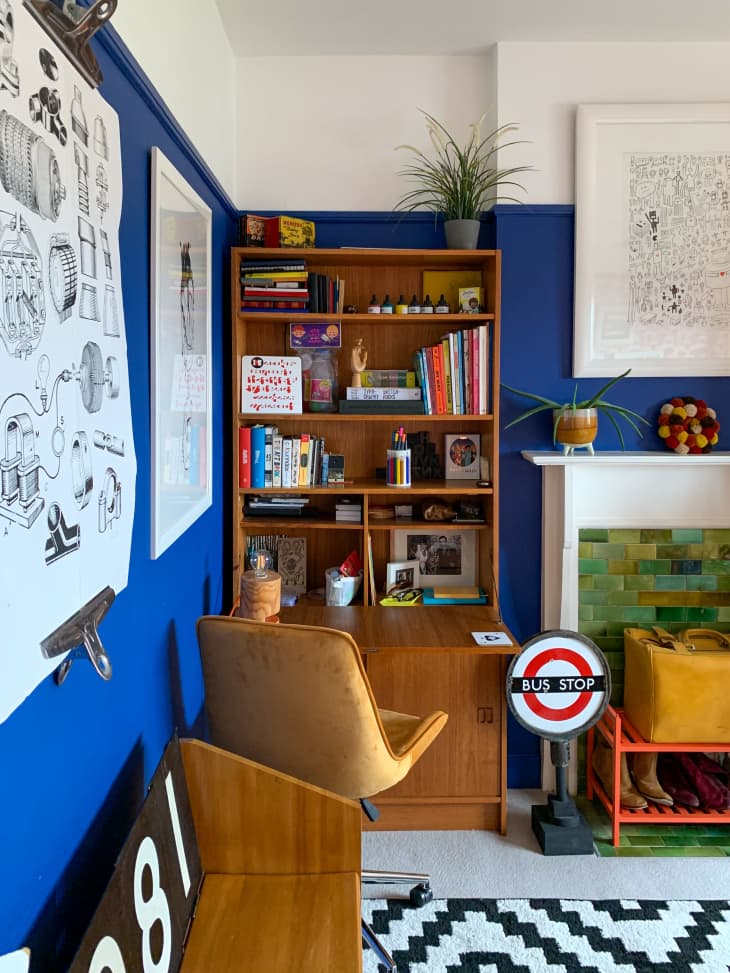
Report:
385,559,420,594
391,530,476,587
444,433,480,479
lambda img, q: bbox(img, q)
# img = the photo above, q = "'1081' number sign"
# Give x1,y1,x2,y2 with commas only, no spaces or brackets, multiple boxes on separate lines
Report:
68,740,202,973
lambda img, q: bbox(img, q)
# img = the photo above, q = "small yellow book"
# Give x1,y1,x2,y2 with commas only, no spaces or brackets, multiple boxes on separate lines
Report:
431,586,482,600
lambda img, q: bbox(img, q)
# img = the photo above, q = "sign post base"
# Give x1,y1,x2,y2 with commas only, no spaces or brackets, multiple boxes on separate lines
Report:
531,799,595,856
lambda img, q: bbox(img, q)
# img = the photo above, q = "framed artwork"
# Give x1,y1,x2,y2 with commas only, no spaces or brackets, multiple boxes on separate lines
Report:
150,147,212,558
391,530,476,587
444,433,480,479
573,103,730,377
385,559,420,594
277,536,307,594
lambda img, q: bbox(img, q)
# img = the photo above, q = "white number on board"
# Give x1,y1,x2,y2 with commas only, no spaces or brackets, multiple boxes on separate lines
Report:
134,836,172,973
88,936,126,973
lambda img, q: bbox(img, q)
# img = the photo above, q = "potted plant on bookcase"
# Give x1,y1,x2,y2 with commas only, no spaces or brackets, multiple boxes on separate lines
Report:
393,109,533,249
501,368,650,453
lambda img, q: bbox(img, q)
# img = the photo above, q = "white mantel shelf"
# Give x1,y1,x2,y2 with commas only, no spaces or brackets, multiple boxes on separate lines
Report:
523,450,730,466
522,448,730,791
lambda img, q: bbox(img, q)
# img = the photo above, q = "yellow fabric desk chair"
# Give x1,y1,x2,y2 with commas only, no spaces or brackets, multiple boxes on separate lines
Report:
196,614,448,973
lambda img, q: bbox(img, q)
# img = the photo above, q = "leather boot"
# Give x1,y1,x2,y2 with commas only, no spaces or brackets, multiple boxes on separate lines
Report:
592,740,647,809
631,752,673,806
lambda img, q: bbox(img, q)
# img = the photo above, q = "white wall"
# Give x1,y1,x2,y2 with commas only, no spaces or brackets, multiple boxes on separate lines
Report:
497,42,730,204
113,0,236,200
233,42,730,210
235,55,496,210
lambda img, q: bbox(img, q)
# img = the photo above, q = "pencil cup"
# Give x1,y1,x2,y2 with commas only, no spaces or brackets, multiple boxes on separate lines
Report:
386,448,411,488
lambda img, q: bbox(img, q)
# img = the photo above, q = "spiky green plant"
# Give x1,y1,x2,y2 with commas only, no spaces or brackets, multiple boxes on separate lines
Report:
501,368,650,449
394,110,533,219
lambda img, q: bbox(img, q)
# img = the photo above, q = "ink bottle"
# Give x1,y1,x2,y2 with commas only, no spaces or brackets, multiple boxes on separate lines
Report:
367,294,381,314
435,293,450,314
421,294,434,314
381,294,394,314
408,294,420,313
396,294,409,315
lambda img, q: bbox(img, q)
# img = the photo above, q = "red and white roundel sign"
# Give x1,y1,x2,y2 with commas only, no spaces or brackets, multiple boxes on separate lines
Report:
506,630,610,740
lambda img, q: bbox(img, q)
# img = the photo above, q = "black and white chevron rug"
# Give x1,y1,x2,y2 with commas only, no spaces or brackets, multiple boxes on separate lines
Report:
362,899,730,972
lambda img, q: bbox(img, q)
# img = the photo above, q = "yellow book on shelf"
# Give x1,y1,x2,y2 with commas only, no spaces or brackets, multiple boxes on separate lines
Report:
431,586,482,600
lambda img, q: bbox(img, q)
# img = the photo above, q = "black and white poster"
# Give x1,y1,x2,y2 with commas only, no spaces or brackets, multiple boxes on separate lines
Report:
0,2,136,722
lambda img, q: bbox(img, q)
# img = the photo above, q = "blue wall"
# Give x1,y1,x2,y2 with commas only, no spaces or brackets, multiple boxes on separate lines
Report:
0,29,237,967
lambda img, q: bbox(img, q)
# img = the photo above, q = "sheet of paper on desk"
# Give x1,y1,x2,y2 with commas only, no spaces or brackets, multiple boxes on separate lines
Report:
472,631,513,646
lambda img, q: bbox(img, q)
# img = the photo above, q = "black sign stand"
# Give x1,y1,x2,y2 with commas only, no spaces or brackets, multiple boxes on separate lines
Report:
531,740,596,855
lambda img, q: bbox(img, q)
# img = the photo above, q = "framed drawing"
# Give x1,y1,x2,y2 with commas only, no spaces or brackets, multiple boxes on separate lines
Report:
150,147,212,558
385,559,420,594
391,530,476,588
574,103,730,377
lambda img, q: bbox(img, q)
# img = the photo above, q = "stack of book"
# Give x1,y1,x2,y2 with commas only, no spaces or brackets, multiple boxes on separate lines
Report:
340,368,424,415
335,500,361,523
413,324,490,415
245,495,310,517
240,257,309,311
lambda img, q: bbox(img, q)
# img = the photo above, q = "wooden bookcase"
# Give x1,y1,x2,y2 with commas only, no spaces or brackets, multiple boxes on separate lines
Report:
230,247,515,831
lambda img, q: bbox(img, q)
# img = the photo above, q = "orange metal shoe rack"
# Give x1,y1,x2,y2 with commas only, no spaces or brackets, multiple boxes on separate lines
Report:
586,705,730,847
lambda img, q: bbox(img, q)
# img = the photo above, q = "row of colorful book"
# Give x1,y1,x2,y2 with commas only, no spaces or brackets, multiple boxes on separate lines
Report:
413,323,490,415
238,424,343,489
239,257,344,313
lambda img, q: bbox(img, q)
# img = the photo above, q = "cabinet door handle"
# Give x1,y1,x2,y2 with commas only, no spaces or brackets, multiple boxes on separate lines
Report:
477,706,494,724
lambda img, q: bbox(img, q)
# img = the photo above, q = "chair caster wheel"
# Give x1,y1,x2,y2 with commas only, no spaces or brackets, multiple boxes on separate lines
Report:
409,882,432,907
378,965,396,973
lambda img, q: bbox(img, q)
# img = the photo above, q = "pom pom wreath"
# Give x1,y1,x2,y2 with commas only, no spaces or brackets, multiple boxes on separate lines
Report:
656,397,720,454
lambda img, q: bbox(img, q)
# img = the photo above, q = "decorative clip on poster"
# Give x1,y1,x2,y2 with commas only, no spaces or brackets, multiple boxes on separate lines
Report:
23,0,117,88
241,355,303,414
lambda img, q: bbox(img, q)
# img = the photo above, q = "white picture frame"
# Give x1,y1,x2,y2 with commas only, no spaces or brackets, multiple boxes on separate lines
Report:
444,433,480,479
150,147,212,558
391,530,476,587
385,559,420,593
573,103,730,377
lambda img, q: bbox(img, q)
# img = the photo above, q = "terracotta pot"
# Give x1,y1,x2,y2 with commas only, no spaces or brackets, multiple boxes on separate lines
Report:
553,407,598,454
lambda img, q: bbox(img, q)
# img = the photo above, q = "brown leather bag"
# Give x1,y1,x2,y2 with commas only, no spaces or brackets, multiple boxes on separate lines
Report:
623,627,730,743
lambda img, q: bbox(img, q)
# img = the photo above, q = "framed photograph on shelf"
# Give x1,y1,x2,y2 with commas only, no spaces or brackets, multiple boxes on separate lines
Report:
385,559,420,594
150,147,212,558
444,433,480,479
574,102,730,377
391,530,476,588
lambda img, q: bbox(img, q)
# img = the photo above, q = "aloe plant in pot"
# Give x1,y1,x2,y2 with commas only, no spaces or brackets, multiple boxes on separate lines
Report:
393,109,533,249
501,368,650,454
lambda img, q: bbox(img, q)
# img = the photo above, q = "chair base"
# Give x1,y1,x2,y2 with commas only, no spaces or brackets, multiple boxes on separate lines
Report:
362,869,433,907
362,917,397,972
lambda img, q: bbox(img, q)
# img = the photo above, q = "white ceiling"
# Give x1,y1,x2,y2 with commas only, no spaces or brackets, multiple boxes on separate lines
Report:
216,0,730,56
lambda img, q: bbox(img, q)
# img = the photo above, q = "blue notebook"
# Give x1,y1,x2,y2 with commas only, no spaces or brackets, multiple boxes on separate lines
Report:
422,587,487,605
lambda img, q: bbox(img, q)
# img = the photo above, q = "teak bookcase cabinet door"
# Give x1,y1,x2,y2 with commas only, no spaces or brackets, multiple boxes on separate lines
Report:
230,247,512,832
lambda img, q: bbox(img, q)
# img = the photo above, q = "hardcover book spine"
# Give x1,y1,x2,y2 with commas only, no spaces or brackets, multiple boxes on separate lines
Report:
431,344,445,415
463,329,472,415
238,425,251,489
264,425,275,488
290,436,301,488
250,424,266,489
298,433,311,486
479,323,489,413
320,451,329,487
345,387,422,400
441,337,453,414
282,436,293,488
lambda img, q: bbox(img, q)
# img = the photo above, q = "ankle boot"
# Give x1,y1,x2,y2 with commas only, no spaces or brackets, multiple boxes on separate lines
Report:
631,752,673,806
592,741,647,809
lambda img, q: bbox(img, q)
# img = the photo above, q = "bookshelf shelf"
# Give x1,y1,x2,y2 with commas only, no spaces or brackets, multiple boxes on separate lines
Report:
230,245,509,832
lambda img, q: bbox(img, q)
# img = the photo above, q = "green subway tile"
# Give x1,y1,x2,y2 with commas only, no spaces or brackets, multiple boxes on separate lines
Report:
579,528,609,542
672,559,702,575
718,608,730,622
579,574,594,590
607,529,642,543
579,605,594,621
625,544,656,559
606,622,632,636
608,560,639,575
579,541,593,558
593,543,628,559
657,544,689,559
579,558,608,574
696,836,730,847
640,529,672,543
625,836,658,846
660,835,699,847
579,590,609,606
578,621,607,638
704,529,730,543
655,575,687,591
607,591,639,606
594,575,625,591
672,529,703,543
687,607,719,622
717,577,730,591
611,847,653,857
720,544,730,560
686,575,716,591
598,636,625,652
600,606,656,623
656,607,688,622
603,651,626,669
625,575,655,591
704,560,730,575
639,560,672,574
651,846,726,858
687,544,710,559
